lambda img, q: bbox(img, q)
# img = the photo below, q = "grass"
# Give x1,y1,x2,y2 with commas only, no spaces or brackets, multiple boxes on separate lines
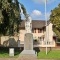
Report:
0,48,21,58
37,50,60,59
1,47,60,59
0,51,20,58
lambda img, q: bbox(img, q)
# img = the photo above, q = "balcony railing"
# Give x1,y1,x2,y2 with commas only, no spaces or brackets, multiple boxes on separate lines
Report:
43,41,54,45
20,40,55,47
34,40,55,47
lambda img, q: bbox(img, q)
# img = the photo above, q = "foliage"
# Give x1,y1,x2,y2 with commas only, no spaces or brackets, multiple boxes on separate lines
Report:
50,4,60,38
0,0,27,36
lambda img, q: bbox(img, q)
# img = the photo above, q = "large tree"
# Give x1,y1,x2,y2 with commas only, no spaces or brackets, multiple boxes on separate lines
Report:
50,4,60,38
0,0,27,45
0,0,26,36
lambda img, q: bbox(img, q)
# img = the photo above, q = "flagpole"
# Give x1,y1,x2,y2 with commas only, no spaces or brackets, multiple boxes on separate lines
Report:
45,0,47,55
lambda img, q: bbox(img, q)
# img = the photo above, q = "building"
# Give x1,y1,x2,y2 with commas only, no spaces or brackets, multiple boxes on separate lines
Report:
19,20,56,47
0,20,58,47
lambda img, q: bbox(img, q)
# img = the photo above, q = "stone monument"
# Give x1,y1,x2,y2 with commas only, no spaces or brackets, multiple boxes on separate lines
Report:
25,14,32,33
9,48,14,56
21,14,35,55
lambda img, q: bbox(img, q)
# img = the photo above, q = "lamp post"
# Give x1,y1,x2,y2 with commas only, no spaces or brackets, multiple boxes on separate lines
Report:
45,0,48,55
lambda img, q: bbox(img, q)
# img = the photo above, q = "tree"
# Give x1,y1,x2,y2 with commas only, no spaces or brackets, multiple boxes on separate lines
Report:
50,4,60,38
0,0,27,44
0,0,26,35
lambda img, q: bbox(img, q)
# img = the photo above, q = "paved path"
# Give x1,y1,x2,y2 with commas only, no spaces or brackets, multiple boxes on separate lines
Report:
0,58,16,60
0,55,59,60
0,55,37,60
16,54,37,60
0,58,59,60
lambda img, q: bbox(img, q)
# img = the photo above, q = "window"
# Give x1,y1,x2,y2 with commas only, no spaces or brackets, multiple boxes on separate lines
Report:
43,37,44,40
38,28,42,33
38,37,44,41
38,37,42,40
40,37,42,41
32,28,36,33
34,28,36,33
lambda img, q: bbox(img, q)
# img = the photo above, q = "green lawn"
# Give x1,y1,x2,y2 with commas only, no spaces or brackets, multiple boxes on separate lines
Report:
37,50,60,59
0,48,20,58
0,51,20,58
0,48,60,59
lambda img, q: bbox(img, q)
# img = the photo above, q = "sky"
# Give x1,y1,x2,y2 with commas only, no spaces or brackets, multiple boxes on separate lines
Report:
18,0,60,20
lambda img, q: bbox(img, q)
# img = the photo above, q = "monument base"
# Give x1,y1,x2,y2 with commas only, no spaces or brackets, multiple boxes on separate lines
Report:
21,50,36,55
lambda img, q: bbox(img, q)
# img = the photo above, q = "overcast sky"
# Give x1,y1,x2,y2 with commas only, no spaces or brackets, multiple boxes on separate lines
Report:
18,0,60,20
